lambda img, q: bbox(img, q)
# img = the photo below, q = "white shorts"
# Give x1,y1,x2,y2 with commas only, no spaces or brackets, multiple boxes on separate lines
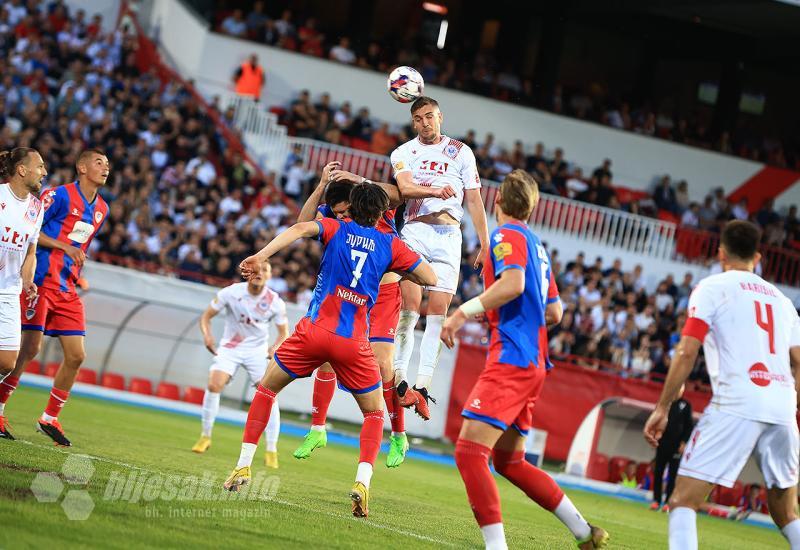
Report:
210,348,267,385
400,222,462,294
679,408,800,489
0,296,20,351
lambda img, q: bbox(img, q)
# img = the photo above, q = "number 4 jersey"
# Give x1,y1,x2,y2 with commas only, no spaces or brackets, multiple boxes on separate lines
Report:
307,218,422,339
683,270,800,425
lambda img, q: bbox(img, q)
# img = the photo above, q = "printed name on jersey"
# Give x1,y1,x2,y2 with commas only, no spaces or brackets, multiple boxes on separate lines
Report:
345,233,375,251
493,242,512,260
335,285,367,307
67,220,96,244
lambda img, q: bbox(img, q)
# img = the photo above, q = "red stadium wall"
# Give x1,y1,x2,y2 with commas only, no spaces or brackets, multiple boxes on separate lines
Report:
445,344,712,462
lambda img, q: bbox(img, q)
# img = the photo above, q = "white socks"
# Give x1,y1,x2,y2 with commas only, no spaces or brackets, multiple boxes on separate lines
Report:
782,519,800,549
669,507,697,550
393,310,419,384
480,523,508,550
264,400,280,452
416,314,444,389
0,403,4,415
201,390,221,437
554,495,591,541
237,443,257,468
355,462,373,489
41,412,56,422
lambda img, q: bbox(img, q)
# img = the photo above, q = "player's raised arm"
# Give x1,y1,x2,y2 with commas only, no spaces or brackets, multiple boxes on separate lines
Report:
329,168,406,208
298,161,341,222
240,221,322,279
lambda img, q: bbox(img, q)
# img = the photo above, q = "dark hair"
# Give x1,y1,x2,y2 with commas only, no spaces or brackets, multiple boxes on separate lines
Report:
77,147,107,169
721,220,761,261
410,96,439,114
324,181,352,207
349,183,388,227
0,147,37,180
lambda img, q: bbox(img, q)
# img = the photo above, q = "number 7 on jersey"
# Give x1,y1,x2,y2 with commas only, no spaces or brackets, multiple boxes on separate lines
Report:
350,250,368,287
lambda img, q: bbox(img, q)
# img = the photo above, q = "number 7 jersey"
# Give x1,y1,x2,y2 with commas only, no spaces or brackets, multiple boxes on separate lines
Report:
682,270,800,425
306,218,422,339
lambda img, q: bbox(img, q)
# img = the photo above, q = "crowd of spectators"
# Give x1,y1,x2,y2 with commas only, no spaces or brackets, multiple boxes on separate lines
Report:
215,3,798,171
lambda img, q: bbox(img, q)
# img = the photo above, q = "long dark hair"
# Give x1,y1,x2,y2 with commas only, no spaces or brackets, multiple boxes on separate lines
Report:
349,183,388,227
0,147,37,180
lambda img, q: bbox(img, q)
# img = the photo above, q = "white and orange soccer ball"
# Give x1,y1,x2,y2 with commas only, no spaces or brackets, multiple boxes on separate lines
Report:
387,66,424,103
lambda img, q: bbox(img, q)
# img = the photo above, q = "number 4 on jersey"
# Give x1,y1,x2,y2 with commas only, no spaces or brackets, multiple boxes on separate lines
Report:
754,300,775,355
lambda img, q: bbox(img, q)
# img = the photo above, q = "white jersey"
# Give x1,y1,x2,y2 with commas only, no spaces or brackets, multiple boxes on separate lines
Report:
210,283,288,352
390,135,481,223
685,270,800,425
0,183,44,295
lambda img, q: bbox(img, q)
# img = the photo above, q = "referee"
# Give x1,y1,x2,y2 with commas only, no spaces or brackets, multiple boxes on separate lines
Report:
651,384,694,511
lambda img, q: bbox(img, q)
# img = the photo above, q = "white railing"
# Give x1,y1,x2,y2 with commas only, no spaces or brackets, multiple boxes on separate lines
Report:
481,184,678,260
213,93,678,260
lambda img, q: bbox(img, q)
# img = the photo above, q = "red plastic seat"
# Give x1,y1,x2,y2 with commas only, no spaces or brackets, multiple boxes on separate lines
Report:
587,453,609,482
44,362,60,377
101,372,125,391
182,386,205,405
636,462,651,484
156,382,180,401
713,481,744,506
75,369,97,385
608,456,632,484
128,378,153,395
25,360,42,374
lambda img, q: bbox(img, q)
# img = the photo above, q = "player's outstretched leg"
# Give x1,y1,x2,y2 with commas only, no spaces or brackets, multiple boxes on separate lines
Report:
264,399,280,468
393,309,419,398
407,290,451,421
492,446,608,549
193,371,229,453
455,437,506,549
0,374,19,440
294,366,335,459
1,330,44,441
348,385,384,518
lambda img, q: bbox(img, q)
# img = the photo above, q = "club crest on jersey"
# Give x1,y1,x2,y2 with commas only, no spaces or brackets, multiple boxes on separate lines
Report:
72,208,79,216
25,200,41,222
493,242,512,260
444,144,459,159
25,308,36,320
94,211,103,224
42,190,56,210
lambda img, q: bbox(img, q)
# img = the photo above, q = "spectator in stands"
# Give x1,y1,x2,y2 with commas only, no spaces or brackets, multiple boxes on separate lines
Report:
274,9,295,39
329,36,356,64
298,18,324,57
697,195,718,230
681,202,700,228
619,462,638,488
370,122,396,155
675,180,690,213
262,18,279,46
233,54,265,101
732,198,749,221
593,158,613,181
289,90,318,138
245,1,268,38
282,157,306,200
629,335,653,378
653,175,677,213
221,9,247,38
348,107,374,143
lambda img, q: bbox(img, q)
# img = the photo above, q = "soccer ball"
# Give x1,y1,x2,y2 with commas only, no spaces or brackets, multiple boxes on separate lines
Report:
387,66,424,103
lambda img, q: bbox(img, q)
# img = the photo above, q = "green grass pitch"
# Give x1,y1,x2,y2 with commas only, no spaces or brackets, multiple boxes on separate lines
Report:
0,386,785,549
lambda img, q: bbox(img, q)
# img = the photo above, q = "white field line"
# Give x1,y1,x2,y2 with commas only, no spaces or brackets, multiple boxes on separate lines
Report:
14,440,456,547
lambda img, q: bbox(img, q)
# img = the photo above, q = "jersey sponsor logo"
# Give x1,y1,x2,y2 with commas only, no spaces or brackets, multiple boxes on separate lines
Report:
67,221,95,244
748,362,789,387
0,226,29,249
493,242,512,260
335,285,368,307
94,211,103,224
470,398,481,409
72,208,79,216
419,160,449,176
1,202,5,210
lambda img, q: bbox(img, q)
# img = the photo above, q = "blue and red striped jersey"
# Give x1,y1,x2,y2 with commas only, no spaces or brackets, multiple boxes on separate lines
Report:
34,182,109,292
306,218,420,339
485,221,558,368
317,204,398,235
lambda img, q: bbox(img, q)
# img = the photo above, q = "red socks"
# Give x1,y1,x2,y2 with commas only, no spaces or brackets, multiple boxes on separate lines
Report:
0,376,20,405
358,410,383,465
243,385,275,444
311,370,336,426
493,449,564,512
455,439,502,526
382,381,405,433
44,388,69,419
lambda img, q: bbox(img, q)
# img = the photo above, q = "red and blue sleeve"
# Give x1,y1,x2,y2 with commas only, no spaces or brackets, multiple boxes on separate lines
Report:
389,238,422,272
547,269,560,304
491,229,527,277
315,217,341,244
42,187,67,224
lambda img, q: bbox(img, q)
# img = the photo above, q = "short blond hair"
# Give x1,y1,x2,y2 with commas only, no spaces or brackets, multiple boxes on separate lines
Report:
498,169,538,220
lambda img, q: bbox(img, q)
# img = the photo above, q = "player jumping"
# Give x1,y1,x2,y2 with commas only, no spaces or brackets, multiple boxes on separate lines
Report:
644,220,800,550
2,148,109,445
293,160,451,466
441,170,608,550
223,183,435,518
0,148,46,439
391,96,489,420
193,260,288,468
